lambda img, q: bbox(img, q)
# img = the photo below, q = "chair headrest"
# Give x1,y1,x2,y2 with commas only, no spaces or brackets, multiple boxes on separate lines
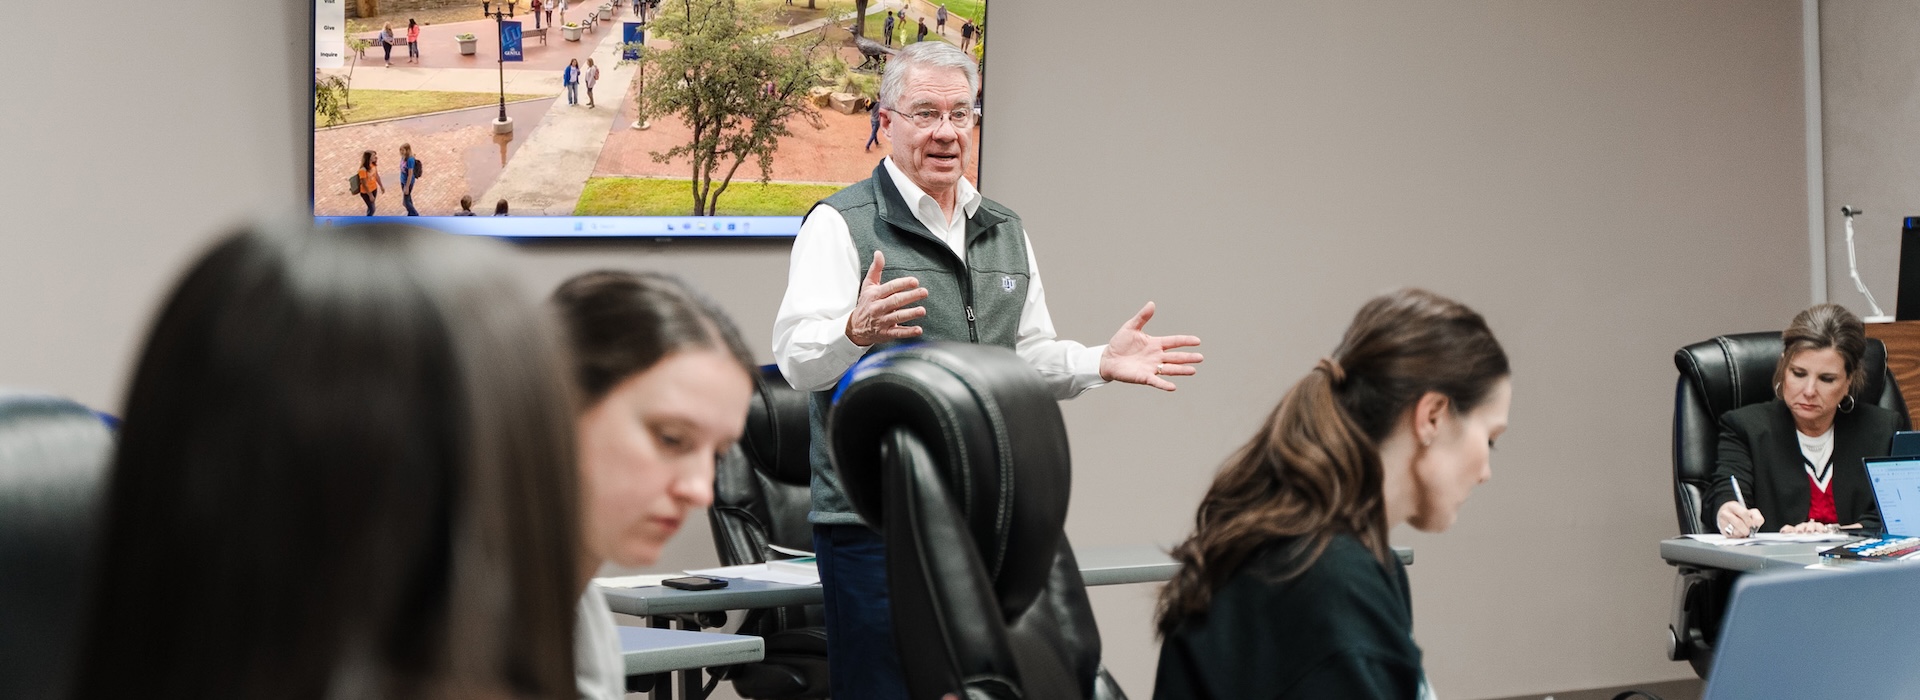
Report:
742,365,813,487
829,342,1070,617
1673,331,1891,419
0,391,115,699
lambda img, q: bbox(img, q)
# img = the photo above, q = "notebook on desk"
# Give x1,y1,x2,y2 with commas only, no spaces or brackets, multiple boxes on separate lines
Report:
1822,456,1920,561
1704,562,1920,699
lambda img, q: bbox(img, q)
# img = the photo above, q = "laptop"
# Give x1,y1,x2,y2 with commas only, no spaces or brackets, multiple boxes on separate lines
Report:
1888,430,1920,458
1704,562,1920,699
1822,456,1920,561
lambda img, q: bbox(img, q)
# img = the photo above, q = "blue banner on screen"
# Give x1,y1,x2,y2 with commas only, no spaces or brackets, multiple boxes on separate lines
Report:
623,22,644,60
501,20,523,61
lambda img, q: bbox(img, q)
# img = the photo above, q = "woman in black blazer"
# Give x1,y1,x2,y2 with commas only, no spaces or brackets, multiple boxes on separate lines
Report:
1711,304,1902,536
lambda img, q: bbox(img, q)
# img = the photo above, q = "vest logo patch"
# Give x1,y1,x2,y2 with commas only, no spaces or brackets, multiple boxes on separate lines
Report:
1001,276,1016,293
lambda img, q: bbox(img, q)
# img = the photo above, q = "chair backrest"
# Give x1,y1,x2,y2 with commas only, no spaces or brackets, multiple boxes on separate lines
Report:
1671,332,1909,534
832,342,1104,700
710,365,816,566
0,392,115,699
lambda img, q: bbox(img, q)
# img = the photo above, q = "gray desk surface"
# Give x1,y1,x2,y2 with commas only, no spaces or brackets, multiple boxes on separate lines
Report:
619,626,764,676
1658,537,1854,572
604,543,1413,616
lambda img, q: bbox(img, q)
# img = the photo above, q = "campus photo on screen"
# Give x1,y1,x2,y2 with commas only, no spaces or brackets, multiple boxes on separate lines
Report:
313,0,987,220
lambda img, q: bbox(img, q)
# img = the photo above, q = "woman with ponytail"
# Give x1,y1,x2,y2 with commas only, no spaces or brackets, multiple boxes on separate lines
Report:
1152,288,1511,700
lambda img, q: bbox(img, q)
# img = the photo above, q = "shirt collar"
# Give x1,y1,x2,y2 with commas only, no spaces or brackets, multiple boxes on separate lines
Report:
882,157,981,225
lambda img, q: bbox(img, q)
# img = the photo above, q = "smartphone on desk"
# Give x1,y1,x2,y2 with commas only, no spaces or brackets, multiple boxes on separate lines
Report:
662,575,728,591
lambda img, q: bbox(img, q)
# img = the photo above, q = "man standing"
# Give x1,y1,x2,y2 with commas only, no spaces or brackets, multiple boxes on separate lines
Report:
882,9,895,47
772,41,1203,700
959,19,974,49
915,16,927,43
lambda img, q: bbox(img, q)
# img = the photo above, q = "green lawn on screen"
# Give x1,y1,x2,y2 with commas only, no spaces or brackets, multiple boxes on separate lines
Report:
575,177,847,216
318,90,547,127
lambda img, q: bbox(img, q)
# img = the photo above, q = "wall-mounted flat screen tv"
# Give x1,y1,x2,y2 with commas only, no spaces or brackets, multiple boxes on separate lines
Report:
313,0,987,238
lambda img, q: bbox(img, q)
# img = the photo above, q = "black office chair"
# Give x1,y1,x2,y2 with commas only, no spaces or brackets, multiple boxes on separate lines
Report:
832,342,1127,700
707,365,829,699
1667,332,1908,675
0,392,116,699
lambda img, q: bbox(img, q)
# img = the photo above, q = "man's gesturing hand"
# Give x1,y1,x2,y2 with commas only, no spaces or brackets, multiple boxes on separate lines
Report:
845,250,930,347
1098,301,1203,391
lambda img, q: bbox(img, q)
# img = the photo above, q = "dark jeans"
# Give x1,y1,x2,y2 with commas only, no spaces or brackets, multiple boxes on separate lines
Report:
360,192,376,216
813,524,909,700
407,41,419,58
865,118,880,149
402,191,418,216
381,42,392,62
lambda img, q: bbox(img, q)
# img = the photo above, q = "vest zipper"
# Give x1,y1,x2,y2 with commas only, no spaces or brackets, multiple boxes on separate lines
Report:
965,304,978,342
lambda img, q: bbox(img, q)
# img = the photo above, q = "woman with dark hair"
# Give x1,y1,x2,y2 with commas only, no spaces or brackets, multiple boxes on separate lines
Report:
70,223,583,700
1713,303,1900,537
549,270,756,700
1153,288,1511,700
357,150,384,216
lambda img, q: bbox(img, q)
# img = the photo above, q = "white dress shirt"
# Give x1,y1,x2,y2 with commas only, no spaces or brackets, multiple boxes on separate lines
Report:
773,158,1106,399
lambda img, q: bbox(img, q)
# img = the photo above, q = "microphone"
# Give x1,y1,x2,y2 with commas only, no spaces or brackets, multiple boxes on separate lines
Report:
1841,206,1892,321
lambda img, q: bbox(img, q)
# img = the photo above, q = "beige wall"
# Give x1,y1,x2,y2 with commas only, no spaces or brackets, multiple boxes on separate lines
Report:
0,1,1815,698
1820,0,1920,313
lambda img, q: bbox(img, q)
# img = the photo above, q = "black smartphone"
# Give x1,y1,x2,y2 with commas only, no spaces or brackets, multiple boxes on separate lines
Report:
662,576,728,591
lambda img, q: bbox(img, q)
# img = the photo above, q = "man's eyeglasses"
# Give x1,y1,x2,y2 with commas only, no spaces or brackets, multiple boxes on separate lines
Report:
887,107,976,130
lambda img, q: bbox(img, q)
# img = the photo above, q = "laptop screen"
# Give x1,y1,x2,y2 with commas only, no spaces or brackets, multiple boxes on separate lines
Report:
1866,456,1920,536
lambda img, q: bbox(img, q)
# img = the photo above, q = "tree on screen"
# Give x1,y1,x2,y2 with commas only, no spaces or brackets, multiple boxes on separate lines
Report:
625,0,833,216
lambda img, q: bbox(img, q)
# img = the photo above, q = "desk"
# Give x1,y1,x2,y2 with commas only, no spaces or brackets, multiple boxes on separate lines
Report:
614,543,1412,699
1659,537,1847,572
620,626,763,676
606,543,1414,615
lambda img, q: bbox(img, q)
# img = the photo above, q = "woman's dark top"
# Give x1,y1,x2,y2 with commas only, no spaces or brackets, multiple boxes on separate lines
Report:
1153,534,1423,700
1709,399,1902,533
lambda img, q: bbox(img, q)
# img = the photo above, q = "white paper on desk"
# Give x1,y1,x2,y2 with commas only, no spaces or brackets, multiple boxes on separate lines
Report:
1683,533,1855,546
767,543,815,558
685,563,821,586
594,573,679,588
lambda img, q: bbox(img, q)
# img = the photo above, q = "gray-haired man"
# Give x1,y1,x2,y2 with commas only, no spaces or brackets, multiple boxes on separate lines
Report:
772,41,1203,699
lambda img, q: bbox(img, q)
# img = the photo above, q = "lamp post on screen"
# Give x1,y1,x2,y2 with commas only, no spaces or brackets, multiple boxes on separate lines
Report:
483,0,516,134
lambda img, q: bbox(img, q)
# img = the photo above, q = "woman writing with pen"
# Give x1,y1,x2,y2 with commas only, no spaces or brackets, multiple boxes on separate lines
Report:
1713,304,1904,537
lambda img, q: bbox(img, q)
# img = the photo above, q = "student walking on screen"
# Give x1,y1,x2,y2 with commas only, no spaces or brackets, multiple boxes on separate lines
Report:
532,0,544,28
356,150,383,216
772,41,1204,700
915,17,928,43
564,59,580,105
883,10,896,47
379,23,394,66
398,143,421,217
583,58,601,108
936,3,948,35
864,101,881,152
406,18,420,63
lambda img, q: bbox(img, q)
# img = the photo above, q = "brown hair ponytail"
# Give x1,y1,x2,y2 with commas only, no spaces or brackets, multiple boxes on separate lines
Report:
1155,288,1508,637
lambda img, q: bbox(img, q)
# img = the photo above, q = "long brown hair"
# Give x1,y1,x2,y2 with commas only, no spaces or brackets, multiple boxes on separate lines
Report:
1155,288,1508,636
71,223,581,699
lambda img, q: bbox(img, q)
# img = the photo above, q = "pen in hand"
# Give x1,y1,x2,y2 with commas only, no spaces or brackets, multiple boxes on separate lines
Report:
1725,475,1755,538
